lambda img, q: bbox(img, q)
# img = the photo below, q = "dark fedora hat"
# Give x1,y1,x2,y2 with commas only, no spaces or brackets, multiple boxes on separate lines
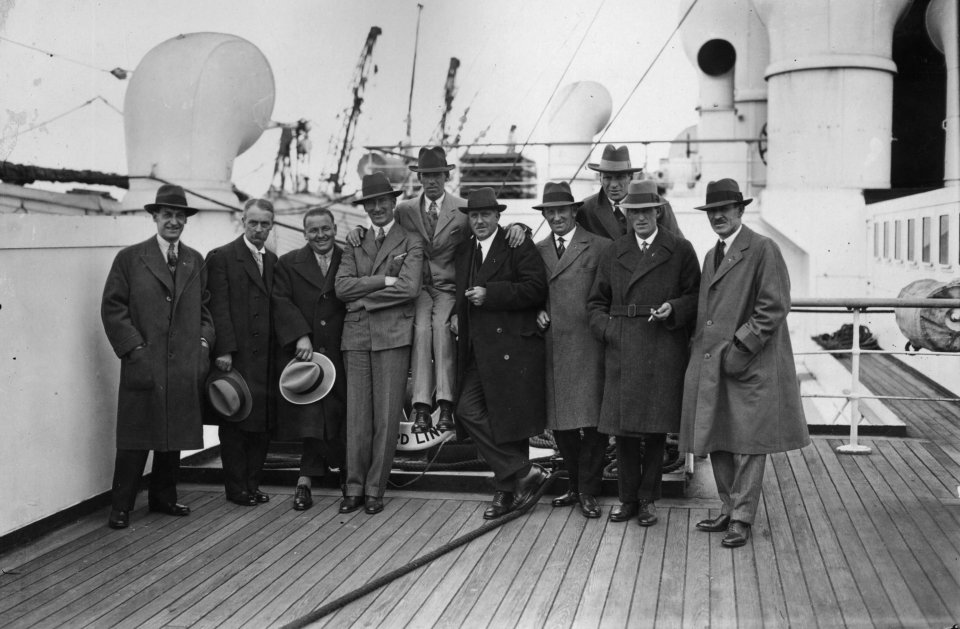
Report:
351,171,404,205
694,178,753,210
459,187,506,213
206,369,253,422
586,144,644,174
620,180,665,210
144,183,198,216
279,353,336,405
533,181,583,210
409,146,456,173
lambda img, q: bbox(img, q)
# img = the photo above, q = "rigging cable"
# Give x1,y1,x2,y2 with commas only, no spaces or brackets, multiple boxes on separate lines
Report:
0,96,120,142
0,35,129,78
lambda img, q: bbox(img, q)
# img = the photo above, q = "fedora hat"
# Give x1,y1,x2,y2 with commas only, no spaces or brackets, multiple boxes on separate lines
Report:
533,181,583,210
144,183,198,216
351,171,403,205
279,353,336,405
459,187,506,213
206,369,253,422
620,180,666,210
694,178,753,210
409,146,456,173
586,145,643,174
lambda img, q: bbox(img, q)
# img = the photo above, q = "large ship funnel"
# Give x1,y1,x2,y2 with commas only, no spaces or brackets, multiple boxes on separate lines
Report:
123,33,275,211
545,81,612,200
926,0,959,187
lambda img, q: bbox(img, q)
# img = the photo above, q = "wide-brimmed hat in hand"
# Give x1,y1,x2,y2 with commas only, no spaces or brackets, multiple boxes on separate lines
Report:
279,353,337,405
206,369,253,422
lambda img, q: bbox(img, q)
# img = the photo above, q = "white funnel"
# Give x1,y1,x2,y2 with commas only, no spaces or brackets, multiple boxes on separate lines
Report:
546,81,612,200
926,0,959,187
123,33,275,211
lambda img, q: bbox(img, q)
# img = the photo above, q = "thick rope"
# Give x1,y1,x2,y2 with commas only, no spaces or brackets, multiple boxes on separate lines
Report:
277,470,558,629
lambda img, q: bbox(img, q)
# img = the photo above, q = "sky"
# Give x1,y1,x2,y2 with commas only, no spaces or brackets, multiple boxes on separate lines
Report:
0,0,699,198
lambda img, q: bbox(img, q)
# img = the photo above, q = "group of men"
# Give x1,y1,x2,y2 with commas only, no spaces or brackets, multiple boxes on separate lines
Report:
100,143,808,549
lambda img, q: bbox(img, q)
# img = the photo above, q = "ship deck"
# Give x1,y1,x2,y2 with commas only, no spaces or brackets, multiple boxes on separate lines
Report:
2,355,960,628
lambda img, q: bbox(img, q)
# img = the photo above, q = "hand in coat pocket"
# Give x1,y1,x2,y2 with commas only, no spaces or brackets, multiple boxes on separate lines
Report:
722,342,755,377
121,346,154,390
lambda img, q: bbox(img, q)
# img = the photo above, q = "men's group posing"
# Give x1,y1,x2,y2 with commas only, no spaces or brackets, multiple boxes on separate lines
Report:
101,144,808,549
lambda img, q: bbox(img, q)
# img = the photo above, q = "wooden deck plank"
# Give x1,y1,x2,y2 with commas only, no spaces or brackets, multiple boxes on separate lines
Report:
567,518,621,629
904,438,960,492
653,508,688,629
898,440,960,527
629,512,669,627
749,500,788,628
679,507,711,629
707,503,735,628
731,524,762,629
598,522,642,629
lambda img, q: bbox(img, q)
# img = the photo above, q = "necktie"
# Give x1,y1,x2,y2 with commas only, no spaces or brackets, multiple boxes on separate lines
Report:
613,202,627,232
640,241,648,256
426,201,439,236
254,250,263,276
556,236,565,259
714,240,726,271
319,253,329,276
471,242,483,283
376,227,385,250
166,242,177,274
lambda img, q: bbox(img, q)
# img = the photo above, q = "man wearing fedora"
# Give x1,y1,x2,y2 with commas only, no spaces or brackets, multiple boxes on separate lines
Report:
204,198,278,507
273,207,348,511
680,178,809,547
335,172,424,515
587,180,700,526
534,181,610,519
450,187,549,519
101,183,215,529
578,144,682,241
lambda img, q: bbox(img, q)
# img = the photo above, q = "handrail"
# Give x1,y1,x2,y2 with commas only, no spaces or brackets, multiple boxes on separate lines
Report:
792,297,960,308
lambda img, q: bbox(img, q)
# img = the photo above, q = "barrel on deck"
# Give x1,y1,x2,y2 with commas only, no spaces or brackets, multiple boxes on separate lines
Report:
895,279,960,351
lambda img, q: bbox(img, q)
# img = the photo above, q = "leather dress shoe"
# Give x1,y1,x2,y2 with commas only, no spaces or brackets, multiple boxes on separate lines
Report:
483,491,514,520
410,406,433,434
637,500,658,527
722,520,751,547
436,405,455,432
364,496,384,514
579,494,601,519
551,490,579,508
149,502,190,516
696,513,731,533
339,496,364,513
253,490,270,504
293,485,313,511
107,509,129,529
227,493,257,507
608,502,638,522
513,465,549,512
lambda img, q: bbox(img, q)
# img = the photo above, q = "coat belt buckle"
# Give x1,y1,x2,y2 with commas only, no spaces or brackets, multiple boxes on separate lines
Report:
626,304,637,318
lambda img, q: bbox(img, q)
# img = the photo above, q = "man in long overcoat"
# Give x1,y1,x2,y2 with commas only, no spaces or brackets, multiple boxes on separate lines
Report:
100,184,215,529
272,208,348,511
587,180,700,526
534,182,610,519
205,198,278,507
451,187,549,520
680,178,809,547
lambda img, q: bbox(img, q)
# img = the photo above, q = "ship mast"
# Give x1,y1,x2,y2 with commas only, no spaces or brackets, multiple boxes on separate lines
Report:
431,57,460,147
403,3,424,149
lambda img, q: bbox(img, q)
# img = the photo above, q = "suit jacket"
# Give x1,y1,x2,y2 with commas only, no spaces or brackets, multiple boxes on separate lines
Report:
536,229,610,431
680,225,809,454
396,192,468,292
454,227,547,443
587,229,700,435
272,244,348,441
577,188,684,240
335,222,424,351
204,236,277,431
101,237,215,450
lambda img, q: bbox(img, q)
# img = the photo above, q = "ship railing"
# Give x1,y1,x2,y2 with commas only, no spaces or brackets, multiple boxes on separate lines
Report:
791,297,960,455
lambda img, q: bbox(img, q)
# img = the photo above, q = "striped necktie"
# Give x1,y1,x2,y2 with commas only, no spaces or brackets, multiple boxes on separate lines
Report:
166,242,177,274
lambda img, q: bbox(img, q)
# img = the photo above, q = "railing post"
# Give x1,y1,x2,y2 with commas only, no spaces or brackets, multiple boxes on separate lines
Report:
837,307,872,454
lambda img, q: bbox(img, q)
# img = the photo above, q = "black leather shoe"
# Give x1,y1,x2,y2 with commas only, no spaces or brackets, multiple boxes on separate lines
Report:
436,405,455,432
696,513,731,533
483,491,514,519
514,465,549,512
410,406,432,434
292,485,313,511
253,490,270,504
149,502,191,516
339,496,364,513
579,494,601,518
107,509,129,529
227,493,257,507
551,490,579,508
608,502,638,522
637,500,658,527
721,520,751,547
364,496,384,514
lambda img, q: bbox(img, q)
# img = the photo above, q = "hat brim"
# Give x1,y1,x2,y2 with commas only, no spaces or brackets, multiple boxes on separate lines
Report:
279,353,336,405
409,164,456,173
621,201,666,210
458,203,506,214
145,202,199,216
350,189,404,205
205,368,254,422
693,198,753,211
533,200,583,210
586,163,643,174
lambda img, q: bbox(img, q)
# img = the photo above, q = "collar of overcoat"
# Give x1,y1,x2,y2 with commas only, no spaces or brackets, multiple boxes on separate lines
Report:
473,227,508,285
616,229,675,292
362,221,407,272
594,189,625,240
290,243,341,294
231,236,271,295
709,224,754,287
138,237,197,303
537,229,592,281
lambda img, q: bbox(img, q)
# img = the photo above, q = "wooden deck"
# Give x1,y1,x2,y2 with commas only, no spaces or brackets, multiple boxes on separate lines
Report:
2,432,959,628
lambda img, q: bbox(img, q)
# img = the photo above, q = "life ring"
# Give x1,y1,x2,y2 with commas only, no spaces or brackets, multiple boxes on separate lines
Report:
395,408,456,451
